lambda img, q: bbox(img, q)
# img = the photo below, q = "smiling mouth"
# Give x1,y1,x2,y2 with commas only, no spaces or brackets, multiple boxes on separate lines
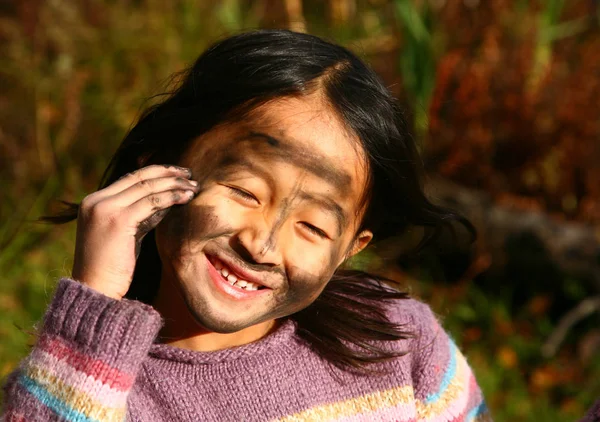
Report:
206,255,268,291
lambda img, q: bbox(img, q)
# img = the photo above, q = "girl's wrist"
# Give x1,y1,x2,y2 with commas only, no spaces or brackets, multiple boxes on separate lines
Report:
78,279,124,301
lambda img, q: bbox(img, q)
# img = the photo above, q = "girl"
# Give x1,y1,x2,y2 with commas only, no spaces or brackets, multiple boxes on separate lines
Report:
2,29,490,421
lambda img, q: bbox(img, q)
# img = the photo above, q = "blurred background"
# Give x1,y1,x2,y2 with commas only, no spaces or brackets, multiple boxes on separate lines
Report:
1,0,599,420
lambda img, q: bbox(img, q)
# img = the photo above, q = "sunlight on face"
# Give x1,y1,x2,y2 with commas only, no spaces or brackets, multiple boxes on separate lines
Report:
154,93,372,333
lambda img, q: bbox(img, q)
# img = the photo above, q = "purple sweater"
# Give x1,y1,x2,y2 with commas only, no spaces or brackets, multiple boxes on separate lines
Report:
2,277,492,421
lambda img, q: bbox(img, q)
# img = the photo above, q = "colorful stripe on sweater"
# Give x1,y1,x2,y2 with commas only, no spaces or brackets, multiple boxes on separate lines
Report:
11,334,489,422
15,334,131,422
275,339,490,422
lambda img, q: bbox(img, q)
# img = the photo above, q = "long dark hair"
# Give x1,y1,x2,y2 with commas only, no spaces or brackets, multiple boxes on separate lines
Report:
42,29,474,374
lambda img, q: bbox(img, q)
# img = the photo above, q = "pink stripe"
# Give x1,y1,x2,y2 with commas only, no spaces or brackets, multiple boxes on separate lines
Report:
28,348,129,406
336,402,417,422
39,335,133,390
447,376,483,422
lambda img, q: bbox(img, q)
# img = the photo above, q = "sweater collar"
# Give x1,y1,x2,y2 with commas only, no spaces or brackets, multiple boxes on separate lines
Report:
148,317,298,365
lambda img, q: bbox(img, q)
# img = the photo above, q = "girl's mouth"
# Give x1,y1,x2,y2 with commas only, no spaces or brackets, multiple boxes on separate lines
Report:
205,255,271,300
211,255,266,290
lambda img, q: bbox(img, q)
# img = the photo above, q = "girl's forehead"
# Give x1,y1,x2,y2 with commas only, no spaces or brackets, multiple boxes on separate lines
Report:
246,95,359,155
191,95,368,190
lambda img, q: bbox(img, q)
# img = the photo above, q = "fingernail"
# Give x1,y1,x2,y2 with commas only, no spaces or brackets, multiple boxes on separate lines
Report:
171,165,192,176
189,180,198,186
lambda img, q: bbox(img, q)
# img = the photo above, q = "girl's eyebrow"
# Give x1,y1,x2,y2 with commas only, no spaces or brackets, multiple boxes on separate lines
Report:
217,157,275,189
238,131,353,195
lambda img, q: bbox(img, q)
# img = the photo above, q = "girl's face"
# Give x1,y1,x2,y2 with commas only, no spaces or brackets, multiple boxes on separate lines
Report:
154,94,372,333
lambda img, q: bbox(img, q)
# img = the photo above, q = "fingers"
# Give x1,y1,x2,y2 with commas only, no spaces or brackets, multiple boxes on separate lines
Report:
131,189,195,233
107,175,200,209
83,179,198,227
79,165,200,238
90,164,194,204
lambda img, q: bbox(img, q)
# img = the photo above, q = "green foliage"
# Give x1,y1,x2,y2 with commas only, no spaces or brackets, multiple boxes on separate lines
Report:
393,0,437,137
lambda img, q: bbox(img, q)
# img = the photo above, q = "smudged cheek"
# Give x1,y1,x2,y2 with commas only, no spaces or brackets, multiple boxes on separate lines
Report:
273,243,343,313
155,194,237,260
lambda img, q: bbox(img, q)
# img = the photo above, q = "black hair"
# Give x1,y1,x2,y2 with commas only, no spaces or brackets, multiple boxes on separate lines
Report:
42,29,474,374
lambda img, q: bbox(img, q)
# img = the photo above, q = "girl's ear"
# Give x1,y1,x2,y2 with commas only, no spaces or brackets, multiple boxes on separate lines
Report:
339,230,373,266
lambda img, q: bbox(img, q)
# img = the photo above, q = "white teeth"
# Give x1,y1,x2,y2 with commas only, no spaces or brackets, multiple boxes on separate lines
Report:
244,281,259,291
214,258,263,291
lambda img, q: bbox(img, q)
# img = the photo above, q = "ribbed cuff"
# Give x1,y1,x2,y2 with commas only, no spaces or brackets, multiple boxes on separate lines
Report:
42,277,163,373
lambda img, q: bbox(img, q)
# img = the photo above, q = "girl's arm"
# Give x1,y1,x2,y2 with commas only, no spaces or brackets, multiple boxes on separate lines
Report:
2,164,197,421
2,277,162,421
410,301,492,422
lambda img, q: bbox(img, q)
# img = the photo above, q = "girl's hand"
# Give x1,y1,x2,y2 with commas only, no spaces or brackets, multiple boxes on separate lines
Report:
71,165,200,300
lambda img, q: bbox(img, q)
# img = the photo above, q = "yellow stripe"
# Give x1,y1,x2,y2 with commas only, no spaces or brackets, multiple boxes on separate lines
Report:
275,345,474,422
24,363,126,422
415,345,470,420
275,385,414,421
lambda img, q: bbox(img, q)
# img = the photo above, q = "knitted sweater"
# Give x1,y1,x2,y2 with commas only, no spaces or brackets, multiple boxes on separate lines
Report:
2,277,492,422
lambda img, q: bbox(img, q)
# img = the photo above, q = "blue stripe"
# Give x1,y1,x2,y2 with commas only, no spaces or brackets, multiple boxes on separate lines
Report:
18,374,99,422
466,401,488,421
424,338,457,404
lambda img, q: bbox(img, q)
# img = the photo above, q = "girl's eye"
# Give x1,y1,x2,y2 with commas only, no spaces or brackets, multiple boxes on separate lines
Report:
300,222,329,239
228,186,259,203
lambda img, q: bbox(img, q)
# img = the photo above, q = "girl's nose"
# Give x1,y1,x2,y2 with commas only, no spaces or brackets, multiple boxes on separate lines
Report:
233,219,283,267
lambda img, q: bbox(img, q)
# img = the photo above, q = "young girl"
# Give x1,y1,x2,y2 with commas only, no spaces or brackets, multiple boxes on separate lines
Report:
2,29,491,421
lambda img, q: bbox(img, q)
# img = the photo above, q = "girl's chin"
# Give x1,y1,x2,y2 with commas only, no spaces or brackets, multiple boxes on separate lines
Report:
186,301,272,335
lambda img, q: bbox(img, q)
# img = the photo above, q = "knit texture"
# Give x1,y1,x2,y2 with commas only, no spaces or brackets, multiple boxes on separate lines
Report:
2,277,493,421
580,399,600,422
